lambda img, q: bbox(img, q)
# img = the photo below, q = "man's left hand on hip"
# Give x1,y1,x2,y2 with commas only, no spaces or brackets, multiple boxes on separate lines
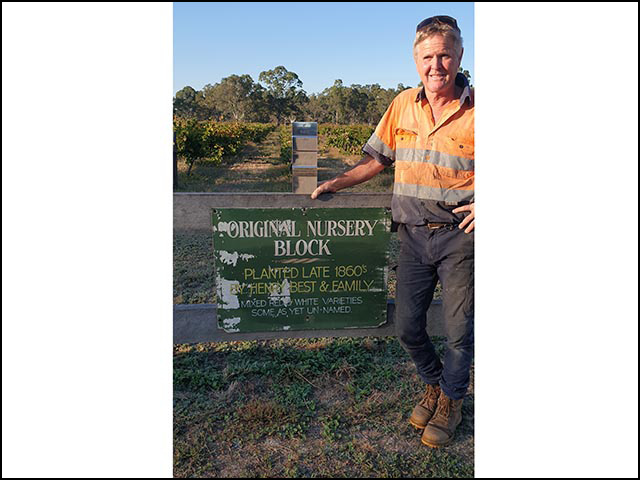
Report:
452,203,475,233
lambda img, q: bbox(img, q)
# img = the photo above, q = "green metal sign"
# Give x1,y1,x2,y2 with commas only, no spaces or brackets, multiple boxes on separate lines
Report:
212,207,391,333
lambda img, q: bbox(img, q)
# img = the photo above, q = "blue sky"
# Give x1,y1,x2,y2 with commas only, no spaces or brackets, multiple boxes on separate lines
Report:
174,2,474,95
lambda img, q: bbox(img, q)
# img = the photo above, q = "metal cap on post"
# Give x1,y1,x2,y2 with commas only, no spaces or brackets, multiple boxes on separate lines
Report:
291,122,318,194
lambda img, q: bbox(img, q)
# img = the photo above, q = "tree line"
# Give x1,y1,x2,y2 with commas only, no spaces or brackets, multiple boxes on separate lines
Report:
174,65,472,125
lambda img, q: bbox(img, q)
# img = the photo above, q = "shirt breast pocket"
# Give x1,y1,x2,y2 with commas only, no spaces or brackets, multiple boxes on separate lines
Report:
394,128,419,168
395,128,418,148
432,136,475,179
445,135,474,160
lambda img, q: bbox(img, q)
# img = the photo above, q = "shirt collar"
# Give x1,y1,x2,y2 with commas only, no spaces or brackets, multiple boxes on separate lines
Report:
415,72,472,105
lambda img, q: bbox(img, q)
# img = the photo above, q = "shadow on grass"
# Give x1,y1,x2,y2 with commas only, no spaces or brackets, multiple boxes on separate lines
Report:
175,158,292,193
174,337,473,478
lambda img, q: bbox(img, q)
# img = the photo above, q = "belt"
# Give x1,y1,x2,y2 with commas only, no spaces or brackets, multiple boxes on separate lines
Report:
426,223,458,230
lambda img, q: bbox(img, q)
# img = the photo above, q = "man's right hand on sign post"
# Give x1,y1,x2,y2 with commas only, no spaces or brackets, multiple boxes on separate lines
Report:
310,181,336,199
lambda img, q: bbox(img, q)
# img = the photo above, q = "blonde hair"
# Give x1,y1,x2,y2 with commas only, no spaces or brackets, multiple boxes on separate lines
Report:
413,21,463,56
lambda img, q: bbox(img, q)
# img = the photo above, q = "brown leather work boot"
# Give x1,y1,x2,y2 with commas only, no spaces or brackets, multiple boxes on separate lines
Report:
409,384,441,429
421,391,464,448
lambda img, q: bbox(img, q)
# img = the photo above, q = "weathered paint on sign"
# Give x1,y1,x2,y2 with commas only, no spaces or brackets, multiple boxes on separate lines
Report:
212,208,391,332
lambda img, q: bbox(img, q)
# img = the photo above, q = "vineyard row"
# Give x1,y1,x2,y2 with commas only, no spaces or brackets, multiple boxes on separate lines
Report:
174,119,375,173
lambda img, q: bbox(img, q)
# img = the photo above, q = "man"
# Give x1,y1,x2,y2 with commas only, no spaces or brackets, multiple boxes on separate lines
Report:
311,15,474,448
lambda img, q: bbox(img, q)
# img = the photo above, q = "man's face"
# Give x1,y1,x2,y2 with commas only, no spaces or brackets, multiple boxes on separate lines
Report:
414,34,463,96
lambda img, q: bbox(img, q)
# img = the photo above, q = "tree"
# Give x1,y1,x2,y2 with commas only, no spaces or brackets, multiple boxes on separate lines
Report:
316,81,402,125
258,66,307,125
343,84,369,124
396,83,408,93
173,70,421,125
204,74,257,122
303,93,333,123
361,83,397,125
195,84,220,120
247,83,271,123
322,79,347,124
173,86,200,118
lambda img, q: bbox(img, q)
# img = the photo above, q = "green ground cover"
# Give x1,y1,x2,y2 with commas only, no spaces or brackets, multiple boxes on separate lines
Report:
174,337,474,478
173,125,465,477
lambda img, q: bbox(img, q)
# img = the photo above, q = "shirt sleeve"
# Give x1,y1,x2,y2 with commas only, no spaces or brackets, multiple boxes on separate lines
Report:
362,96,399,167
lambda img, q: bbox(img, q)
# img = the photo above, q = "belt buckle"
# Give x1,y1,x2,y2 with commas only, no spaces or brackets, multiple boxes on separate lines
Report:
427,222,456,230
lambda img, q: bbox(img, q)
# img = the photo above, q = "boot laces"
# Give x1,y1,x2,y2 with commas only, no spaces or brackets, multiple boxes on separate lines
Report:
420,385,439,406
434,395,452,421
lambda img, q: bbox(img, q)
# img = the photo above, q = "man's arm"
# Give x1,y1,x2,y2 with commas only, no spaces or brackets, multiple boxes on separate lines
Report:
310,154,386,199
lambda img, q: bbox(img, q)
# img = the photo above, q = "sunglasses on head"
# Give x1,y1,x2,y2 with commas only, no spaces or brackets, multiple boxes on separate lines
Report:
416,15,459,32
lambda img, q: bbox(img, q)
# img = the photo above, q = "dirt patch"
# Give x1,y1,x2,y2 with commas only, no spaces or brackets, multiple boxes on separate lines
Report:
174,337,473,477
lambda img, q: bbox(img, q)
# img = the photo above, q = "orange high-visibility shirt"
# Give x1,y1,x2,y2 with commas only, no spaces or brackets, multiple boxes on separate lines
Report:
363,73,474,225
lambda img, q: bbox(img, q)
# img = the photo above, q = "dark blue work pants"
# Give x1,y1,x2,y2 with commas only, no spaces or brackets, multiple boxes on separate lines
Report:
395,223,474,400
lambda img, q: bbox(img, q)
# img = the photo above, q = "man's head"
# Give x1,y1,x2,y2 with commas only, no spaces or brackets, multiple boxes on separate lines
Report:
413,16,464,97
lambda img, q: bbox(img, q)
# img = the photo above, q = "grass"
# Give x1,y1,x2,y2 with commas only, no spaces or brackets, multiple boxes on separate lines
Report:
174,337,474,478
174,132,292,193
173,232,217,305
173,127,460,477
